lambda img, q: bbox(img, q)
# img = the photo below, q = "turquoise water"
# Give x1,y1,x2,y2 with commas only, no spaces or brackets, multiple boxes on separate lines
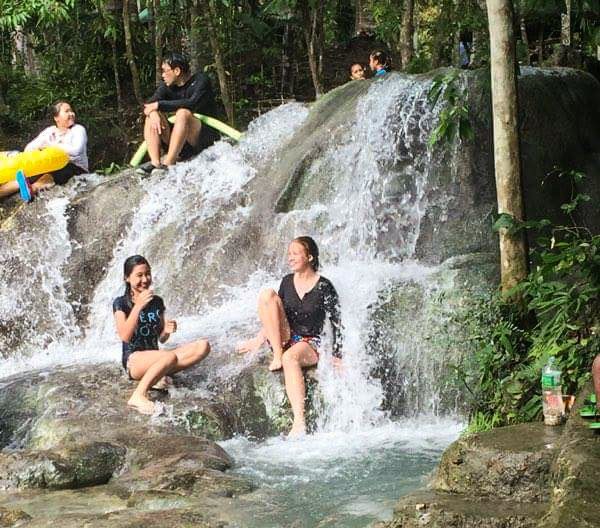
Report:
220,420,461,527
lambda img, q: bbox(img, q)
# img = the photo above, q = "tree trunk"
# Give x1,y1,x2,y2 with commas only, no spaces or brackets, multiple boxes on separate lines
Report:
111,35,123,112
204,0,234,125
355,0,376,35
400,0,415,69
300,0,324,98
149,0,162,86
122,0,143,105
280,23,290,98
520,18,530,65
469,0,489,67
189,0,201,74
561,0,571,46
486,0,528,292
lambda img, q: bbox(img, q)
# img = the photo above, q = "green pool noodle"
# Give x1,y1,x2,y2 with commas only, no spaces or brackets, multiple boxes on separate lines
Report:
129,113,242,167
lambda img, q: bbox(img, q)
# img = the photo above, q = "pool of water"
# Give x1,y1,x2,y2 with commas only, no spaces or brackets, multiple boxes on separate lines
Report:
219,419,462,527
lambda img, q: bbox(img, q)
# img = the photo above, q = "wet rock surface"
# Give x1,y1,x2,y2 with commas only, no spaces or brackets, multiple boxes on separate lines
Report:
381,383,600,528
0,361,299,526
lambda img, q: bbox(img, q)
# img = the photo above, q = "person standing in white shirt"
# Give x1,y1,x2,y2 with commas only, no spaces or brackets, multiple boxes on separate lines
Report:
0,101,88,199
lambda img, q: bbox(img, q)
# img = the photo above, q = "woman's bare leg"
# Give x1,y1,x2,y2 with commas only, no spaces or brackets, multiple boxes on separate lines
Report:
170,339,210,373
257,288,291,371
126,340,210,413
127,350,178,413
281,342,318,436
0,179,19,199
31,173,55,193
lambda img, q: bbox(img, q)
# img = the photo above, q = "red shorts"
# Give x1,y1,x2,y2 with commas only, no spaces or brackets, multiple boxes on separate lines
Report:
283,334,320,357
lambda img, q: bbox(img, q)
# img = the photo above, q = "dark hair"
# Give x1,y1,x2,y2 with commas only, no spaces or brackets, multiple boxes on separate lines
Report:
370,50,392,71
50,101,71,119
123,255,150,302
293,236,320,271
349,62,363,75
162,52,190,75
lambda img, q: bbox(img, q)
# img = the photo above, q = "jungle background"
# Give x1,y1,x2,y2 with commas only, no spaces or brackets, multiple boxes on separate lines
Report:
1,0,599,170
1,0,600,432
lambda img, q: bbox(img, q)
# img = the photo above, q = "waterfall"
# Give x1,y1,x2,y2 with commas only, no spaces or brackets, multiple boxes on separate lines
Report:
0,72,498,428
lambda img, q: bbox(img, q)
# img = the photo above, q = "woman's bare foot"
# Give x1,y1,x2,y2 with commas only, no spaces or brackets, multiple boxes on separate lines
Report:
268,351,283,371
237,335,264,354
127,394,155,415
288,422,307,438
151,376,173,390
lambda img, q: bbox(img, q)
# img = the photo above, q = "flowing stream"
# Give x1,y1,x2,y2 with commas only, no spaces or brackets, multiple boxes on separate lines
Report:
0,73,477,525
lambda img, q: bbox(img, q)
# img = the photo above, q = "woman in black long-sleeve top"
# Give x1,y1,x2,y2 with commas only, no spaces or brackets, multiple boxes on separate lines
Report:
239,236,343,437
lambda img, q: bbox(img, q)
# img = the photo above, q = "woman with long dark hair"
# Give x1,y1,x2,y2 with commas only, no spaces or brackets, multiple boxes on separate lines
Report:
0,101,88,200
113,255,210,414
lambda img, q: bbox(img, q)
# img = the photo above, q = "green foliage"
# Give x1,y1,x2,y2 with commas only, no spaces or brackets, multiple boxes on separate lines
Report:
427,69,474,148
0,0,74,30
96,162,126,175
460,172,600,432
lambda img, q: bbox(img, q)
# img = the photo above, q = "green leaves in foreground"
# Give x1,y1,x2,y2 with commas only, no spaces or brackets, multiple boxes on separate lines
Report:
459,175,600,432
427,69,474,148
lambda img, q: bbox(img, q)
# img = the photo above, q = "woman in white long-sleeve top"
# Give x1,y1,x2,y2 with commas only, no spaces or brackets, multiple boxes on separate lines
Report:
0,101,88,199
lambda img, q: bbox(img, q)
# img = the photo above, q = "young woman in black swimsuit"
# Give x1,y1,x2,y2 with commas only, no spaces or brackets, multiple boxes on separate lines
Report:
113,255,210,414
239,236,343,436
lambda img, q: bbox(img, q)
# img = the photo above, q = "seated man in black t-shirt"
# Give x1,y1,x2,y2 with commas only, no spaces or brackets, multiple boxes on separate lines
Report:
139,52,219,174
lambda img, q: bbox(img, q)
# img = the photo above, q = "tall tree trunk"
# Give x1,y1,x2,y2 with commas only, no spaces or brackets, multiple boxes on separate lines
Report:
520,18,530,65
111,35,123,112
300,0,324,98
561,0,571,46
204,0,234,125
190,0,201,74
354,0,376,35
280,23,290,98
122,0,143,105
149,0,162,86
486,0,528,292
400,0,415,69
469,0,489,67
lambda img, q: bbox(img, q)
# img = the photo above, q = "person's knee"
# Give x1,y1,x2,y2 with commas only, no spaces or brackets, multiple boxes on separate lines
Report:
164,351,178,369
258,288,278,305
194,339,210,361
175,108,193,121
282,350,299,369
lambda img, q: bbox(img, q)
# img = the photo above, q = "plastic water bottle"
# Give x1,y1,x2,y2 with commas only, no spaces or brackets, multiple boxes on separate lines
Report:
541,357,565,425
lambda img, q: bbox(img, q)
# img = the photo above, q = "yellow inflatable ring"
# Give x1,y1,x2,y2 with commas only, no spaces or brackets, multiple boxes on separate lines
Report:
0,147,69,184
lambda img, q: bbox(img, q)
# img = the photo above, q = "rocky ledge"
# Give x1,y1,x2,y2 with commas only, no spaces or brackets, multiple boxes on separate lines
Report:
380,383,600,528
0,360,312,527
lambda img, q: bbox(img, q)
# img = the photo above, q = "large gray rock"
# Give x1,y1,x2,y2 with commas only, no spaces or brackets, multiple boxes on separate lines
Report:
0,363,264,526
433,423,558,502
382,383,600,528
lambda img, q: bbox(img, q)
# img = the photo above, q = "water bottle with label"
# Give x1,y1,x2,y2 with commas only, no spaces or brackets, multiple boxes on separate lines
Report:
541,357,565,425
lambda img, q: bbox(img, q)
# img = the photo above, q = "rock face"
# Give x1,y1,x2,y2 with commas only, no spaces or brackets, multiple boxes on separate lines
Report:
0,361,308,526
381,384,600,527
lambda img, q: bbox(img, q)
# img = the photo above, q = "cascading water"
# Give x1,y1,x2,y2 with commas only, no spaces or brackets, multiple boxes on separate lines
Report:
0,72,493,526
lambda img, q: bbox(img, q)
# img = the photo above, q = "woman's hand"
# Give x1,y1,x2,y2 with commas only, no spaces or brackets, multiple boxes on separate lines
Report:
332,356,343,372
164,319,177,335
134,289,154,309
159,319,176,343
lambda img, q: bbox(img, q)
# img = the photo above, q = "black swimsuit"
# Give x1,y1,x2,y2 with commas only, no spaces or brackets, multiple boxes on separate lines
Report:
278,274,343,358
112,295,165,369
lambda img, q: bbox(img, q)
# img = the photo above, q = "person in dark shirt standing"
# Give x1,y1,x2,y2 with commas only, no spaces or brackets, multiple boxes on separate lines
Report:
138,52,219,174
238,236,343,437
